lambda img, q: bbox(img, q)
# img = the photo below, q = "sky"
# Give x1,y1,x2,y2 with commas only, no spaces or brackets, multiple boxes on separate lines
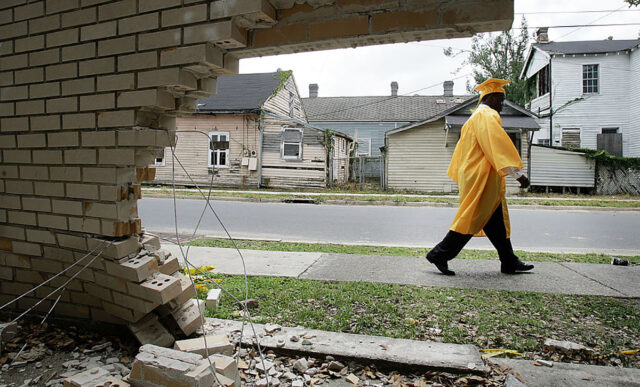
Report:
239,0,640,98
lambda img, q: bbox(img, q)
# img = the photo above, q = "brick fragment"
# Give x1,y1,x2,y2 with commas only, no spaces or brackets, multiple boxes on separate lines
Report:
128,313,175,347
174,334,233,357
158,255,179,275
170,298,205,336
184,21,247,49
105,253,158,282
205,288,222,311
129,273,182,305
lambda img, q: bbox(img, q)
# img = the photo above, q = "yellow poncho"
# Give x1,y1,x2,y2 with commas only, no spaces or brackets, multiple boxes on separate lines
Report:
447,105,523,237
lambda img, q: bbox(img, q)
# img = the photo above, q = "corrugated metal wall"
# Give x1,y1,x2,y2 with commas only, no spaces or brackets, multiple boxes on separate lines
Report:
530,145,595,187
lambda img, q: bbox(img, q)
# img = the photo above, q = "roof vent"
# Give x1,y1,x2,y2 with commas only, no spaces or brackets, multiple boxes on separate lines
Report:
436,99,446,104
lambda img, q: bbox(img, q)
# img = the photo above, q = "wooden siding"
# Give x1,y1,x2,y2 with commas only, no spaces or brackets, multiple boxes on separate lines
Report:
262,74,307,122
308,121,409,157
386,120,530,194
529,52,638,156
330,136,350,183
530,145,595,187
154,114,261,188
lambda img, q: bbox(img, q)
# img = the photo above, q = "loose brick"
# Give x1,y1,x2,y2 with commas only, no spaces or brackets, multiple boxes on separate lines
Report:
38,213,68,229
170,298,205,336
16,100,45,115
128,273,181,304
160,43,223,69
30,48,59,66
66,183,98,199
80,20,116,41
138,28,181,51
34,181,65,197
79,57,114,76
184,21,246,48
117,89,174,110
15,35,45,53
61,7,96,28
46,63,78,81
170,272,196,307
29,14,61,34
98,35,135,57
81,130,115,147
19,165,48,180
61,77,95,95
174,335,233,357
0,85,29,101
51,198,82,215
97,73,134,91
30,114,61,131
128,314,175,347
68,216,101,233
87,235,139,259
46,28,79,48
63,112,95,129
51,166,81,182
99,148,134,165
162,4,207,27
119,12,159,35
141,233,161,251
117,51,157,72
205,288,222,311
30,82,60,98
62,42,95,62
3,149,31,163
33,149,63,164
47,131,79,147
105,254,157,282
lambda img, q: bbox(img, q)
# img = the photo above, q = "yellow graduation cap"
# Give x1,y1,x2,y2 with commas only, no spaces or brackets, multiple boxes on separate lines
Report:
474,78,510,102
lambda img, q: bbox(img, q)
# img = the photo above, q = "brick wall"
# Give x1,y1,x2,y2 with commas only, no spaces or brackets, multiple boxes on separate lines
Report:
0,0,512,327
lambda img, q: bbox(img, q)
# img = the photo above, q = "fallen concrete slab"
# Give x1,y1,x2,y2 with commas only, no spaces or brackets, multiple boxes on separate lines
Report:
206,318,484,375
493,358,640,387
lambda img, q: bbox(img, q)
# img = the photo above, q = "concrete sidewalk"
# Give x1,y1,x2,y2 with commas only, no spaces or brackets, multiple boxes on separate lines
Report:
163,245,640,298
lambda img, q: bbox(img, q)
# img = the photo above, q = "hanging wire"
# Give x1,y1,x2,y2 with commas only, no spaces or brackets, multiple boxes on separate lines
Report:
164,129,271,386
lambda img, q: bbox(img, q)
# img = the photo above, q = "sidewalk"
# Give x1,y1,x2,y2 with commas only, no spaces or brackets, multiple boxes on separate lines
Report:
163,245,640,298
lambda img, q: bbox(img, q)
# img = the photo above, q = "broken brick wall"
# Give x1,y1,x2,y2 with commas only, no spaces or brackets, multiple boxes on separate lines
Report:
0,0,513,326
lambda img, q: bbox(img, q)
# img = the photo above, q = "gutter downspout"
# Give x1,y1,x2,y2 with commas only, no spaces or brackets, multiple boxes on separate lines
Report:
258,110,264,188
549,55,553,146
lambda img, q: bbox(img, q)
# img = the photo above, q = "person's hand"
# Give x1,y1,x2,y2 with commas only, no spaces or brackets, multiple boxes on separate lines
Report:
517,175,530,189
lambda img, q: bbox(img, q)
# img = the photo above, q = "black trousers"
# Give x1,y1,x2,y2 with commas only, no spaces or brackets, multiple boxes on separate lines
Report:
426,204,518,264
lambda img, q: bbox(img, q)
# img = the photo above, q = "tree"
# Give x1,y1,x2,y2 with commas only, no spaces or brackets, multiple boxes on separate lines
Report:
624,0,639,6
444,18,530,106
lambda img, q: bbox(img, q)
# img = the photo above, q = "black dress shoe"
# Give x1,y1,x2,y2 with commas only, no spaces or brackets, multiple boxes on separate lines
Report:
501,260,534,274
426,255,455,276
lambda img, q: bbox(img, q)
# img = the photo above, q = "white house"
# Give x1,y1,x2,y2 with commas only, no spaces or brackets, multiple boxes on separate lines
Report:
521,30,640,157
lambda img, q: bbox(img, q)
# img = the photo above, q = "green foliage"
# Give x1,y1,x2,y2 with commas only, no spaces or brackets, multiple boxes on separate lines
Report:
625,0,639,6
271,70,293,96
445,18,530,105
581,149,640,170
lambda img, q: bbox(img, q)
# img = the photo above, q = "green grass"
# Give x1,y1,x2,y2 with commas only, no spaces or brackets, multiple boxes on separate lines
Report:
197,275,640,366
143,187,640,208
188,238,640,265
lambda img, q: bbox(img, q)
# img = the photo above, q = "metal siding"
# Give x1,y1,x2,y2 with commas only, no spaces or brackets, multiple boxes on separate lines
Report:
530,146,595,187
628,48,640,156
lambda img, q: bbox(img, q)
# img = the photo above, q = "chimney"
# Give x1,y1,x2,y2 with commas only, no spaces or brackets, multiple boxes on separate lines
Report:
309,83,318,98
443,80,454,97
536,27,549,43
391,81,398,97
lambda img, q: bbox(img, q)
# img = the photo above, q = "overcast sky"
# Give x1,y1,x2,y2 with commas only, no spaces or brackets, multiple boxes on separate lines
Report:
239,0,640,97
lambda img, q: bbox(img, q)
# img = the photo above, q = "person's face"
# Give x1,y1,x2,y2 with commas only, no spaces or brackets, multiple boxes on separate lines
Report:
484,93,505,113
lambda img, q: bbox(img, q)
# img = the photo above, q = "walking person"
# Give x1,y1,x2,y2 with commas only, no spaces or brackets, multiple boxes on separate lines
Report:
426,78,534,276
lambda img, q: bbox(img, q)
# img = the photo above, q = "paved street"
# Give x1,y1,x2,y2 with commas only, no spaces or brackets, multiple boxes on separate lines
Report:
140,198,640,255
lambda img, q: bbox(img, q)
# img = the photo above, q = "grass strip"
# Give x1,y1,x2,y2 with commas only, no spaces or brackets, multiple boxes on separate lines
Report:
143,188,640,208
198,275,640,367
188,238,639,265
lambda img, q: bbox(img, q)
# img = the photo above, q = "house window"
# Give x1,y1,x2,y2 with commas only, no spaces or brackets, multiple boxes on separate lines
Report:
209,132,229,168
288,91,295,117
356,138,371,156
602,127,618,134
153,148,165,166
282,127,303,160
537,65,550,97
582,64,599,94
537,139,550,146
561,128,581,148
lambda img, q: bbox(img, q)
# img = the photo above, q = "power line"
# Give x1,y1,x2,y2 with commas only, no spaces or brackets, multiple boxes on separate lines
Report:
515,9,640,15
512,22,640,30
555,5,628,40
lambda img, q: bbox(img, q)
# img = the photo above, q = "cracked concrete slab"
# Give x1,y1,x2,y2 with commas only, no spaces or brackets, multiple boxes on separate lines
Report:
560,262,640,297
493,359,640,387
206,318,484,375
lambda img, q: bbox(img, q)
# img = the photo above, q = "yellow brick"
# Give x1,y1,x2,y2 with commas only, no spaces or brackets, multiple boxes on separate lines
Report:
19,165,49,180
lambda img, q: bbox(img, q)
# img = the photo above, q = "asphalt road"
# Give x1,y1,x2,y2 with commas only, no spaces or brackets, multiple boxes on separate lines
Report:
139,198,640,254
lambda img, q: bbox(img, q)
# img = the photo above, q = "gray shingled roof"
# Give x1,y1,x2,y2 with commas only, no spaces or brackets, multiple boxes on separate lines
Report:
535,40,640,55
197,72,281,113
302,95,473,122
